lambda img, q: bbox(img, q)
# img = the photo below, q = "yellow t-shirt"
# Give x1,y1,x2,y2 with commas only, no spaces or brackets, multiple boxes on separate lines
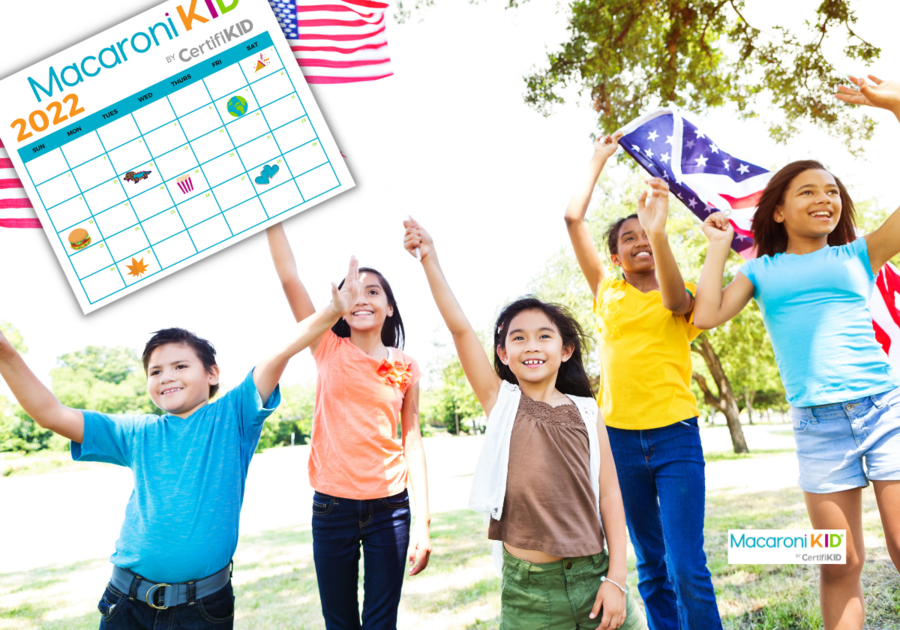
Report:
593,274,702,430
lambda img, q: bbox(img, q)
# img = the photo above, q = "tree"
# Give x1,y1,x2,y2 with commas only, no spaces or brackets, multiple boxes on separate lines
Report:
257,384,316,452
519,0,880,154
422,339,486,435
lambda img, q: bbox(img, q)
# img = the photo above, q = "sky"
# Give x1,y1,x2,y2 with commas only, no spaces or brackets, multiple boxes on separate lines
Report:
1,0,899,397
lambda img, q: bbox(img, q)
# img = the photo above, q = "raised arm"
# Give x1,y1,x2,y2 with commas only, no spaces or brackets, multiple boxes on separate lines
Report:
253,257,363,402
266,224,321,353
0,330,84,442
835,76,900,271
403,218,502,416
693,213,754,329
564,132,622,299
638,178,693,315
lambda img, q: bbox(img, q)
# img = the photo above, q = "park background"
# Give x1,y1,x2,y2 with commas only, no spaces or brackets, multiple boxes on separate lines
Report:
1,0,900,627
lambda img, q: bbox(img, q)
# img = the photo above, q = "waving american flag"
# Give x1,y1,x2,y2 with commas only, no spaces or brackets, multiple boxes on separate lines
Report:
269,0,393,84
617,107,900,366
0,138,40,229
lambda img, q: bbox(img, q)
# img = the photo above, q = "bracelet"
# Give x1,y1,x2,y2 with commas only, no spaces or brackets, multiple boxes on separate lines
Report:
600,576,627,594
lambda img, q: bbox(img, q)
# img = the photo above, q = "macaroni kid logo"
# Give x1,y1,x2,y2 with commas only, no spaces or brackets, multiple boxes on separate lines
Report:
728,530,847,565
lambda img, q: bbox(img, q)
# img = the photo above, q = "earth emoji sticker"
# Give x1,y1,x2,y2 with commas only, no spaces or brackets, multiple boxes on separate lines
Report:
226,95,249,117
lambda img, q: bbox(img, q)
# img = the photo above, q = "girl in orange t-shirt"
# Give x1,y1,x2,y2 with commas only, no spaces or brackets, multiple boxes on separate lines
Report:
266,224,431,630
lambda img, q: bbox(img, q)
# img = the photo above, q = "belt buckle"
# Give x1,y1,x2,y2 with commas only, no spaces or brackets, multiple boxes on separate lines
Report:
146,583,171,610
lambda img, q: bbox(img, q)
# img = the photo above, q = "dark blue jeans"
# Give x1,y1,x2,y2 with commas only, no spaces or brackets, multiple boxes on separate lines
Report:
312,489,411,630
97,580,234,629
607,418,722,630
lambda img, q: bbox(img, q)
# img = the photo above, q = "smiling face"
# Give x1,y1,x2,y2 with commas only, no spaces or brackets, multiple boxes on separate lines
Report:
146,343,219,418
343,275,393,334
775,169,842,241
497,309,573,387
612,217,655,273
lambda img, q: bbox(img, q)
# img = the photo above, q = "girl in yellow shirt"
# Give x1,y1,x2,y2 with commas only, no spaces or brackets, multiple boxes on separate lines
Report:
564,132,722,630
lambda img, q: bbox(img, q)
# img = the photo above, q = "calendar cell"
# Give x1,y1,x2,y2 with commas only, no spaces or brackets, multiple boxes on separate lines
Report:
176,192,221,228
82,266,125,303
241,46,283,82
212,175,256,211
215,87,259,124
188,214,231,251
259,180,303,218
143,208,184,244
144,121,188,156
70,241,114,278
284,141,327,178
201,152,245,188
107,224,151,262
251,72,293,107
226,112,268,148
95,202,138,238
237,134,280,173
223,197,266,235
166,168,210,201
180,105,224,141
118,249,160,286
37,173,81,209
167,82,211,117
97,116,141,150
203,65,246,101
152,230,196,268
119,161,162,198
272,117,316,153
83,178,127,214
59,219,97,257
72,155,117,192
25,149,69,185
295,164,340,201
190,129,234,163
131,184,174,221
261,97,305,131
133,99,177,134
108,139,152,174
61,132,105,168
48,195,91,232
155,144,199,181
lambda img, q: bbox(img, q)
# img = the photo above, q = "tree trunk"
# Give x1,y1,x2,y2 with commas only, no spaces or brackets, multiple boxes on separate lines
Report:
744,388,756,425
691,335,749,453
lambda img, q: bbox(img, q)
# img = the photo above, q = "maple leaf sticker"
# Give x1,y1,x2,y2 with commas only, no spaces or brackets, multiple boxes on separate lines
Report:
127,257,149,278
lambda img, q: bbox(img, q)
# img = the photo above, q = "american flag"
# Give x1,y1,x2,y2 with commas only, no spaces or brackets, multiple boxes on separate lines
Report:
618,106,900,366
269,0,393,85
0,138,40,229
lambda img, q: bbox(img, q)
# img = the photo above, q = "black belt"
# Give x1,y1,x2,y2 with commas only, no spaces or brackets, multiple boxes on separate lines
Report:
110,561,232,610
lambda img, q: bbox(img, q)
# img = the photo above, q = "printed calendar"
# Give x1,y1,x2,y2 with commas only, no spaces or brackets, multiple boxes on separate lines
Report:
0,0,353,313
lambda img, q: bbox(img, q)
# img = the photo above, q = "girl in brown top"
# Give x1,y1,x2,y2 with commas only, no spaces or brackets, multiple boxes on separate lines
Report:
404,219,647,630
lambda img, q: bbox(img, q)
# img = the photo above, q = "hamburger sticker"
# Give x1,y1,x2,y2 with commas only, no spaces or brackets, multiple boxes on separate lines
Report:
68,228,91,251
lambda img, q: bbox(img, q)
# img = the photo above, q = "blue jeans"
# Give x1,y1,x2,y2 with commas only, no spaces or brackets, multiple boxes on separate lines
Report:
312,489,411,630
97,580,234,629
607,418,722,630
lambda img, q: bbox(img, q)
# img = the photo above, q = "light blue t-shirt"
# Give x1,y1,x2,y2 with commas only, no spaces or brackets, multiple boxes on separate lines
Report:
71,369,280,582
740,237,899,407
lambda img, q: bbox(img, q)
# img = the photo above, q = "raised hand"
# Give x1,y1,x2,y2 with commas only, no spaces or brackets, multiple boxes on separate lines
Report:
702,212,734,245
835,75,900,117
403,217,435,261
593,130,624,161
636,177,670,236
331,256,365,316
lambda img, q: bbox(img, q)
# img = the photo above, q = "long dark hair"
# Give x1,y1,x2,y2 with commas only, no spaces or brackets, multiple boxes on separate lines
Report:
492,297,594,398
753,160,856,257
332,267,405,350
605,213,638,256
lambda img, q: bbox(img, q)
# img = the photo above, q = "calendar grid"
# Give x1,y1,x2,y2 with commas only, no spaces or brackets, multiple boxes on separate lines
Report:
19,32,345,306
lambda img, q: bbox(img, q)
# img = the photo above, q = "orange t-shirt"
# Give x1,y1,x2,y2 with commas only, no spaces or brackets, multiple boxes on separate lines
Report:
308,330,420,500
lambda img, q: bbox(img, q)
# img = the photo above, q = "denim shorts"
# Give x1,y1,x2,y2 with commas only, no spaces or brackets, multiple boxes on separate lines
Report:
790,386,900,493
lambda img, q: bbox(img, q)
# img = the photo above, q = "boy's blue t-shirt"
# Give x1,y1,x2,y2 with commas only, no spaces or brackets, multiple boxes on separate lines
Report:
740,237,899,407
71,369,280,583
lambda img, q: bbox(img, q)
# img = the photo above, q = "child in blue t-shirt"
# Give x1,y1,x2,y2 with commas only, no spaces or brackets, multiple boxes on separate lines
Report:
693,76,900,630
0,258,366,629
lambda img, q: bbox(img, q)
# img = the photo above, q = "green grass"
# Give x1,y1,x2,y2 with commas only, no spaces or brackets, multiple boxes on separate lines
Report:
2,477,898,628
0,452,99,478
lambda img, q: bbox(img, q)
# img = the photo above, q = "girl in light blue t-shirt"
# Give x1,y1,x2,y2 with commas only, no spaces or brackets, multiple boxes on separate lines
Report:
693,75,900,630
